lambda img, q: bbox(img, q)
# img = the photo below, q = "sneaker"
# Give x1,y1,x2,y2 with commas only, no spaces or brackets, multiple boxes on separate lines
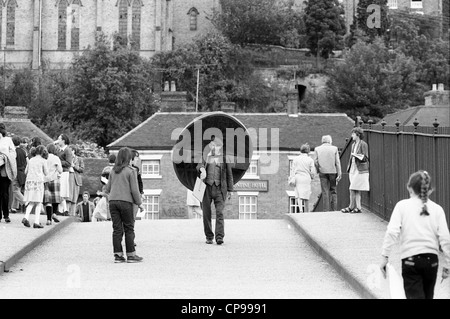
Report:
4,217,11,223
216,239,224,245
114,254,126,263
127,255,143,263
205,239,213,245
22,218,30,228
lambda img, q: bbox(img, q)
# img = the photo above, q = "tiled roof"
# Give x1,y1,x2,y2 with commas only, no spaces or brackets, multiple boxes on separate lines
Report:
108,112,355,151
381,106,449,127
1,119,54,145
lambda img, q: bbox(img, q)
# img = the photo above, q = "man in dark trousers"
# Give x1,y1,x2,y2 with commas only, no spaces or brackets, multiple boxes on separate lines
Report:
197,137,233,245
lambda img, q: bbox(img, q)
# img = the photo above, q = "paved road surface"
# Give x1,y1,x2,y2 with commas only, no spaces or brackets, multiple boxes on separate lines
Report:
0,219,360,299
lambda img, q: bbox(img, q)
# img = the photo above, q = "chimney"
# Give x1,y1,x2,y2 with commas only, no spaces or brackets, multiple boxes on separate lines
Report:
424,83,449,107
220,102,235,113
160,91,188,112
3,106,29,120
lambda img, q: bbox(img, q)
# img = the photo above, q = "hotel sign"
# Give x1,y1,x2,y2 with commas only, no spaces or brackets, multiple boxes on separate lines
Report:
234,180,268,192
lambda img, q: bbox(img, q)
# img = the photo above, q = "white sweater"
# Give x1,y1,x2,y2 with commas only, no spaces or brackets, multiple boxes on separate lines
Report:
381,196,450,268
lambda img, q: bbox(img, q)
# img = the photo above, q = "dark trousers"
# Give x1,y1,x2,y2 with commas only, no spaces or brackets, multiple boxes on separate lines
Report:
109,200,136,256
319,173,337,211
202,184,225,241
402,253,439,299
46,203,59,221
0,176,11,219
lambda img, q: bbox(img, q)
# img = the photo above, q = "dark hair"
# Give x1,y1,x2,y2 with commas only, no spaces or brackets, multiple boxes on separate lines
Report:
351,127,365,140
12,136,21,146
69,144,78,155
108,154,116,164
82,191,90,197
0,125,6,137
300,144,310,154
407,170,433,216
131,149,139,160
31,136,42,148
47,143,58,155
21,137,29,144
35,145,47,158
59,134,70,145
114,147,133,174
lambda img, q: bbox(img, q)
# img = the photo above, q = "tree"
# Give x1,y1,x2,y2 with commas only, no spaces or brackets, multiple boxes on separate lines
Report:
304,0,346,58
354,0,389,40
211,0,306,47
152,31,273,112
327,38,420,120
61,33,157,147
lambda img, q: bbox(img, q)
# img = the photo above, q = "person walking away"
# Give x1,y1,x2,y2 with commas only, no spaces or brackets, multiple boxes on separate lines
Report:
76,191,95,222
197,137,234,245
55,134,73,216
104,147,143,263
0,123,16,223
341,127,369,214
43,143,63,225
22,145,48,228
10,136,27,215
186,189,202,219
314,135,342,211
380,170,450,299
292,144,316,213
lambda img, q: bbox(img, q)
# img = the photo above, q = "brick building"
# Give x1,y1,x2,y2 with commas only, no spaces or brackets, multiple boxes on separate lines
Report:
0,0,219,70
106,91,355,220
343,0,444,33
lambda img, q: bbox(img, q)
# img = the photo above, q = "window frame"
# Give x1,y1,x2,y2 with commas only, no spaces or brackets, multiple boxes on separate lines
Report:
238,193,258,220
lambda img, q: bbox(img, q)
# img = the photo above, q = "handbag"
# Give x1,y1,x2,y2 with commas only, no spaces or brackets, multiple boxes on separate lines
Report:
288,175,296,187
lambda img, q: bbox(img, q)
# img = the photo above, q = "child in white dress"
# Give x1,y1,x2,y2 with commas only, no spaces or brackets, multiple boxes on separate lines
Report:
22,145,48,228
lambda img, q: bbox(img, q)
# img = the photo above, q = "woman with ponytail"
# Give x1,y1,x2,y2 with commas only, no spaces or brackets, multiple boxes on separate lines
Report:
380,171,450,299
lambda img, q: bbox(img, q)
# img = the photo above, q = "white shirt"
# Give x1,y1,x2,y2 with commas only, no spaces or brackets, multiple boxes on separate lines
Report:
0,136,16,158
381,195,450,267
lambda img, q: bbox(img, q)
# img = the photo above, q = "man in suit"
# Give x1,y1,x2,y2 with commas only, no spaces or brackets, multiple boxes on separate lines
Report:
314,135,342,212
197,137,233,245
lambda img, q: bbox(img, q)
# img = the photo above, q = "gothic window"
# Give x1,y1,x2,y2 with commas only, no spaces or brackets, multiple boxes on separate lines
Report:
58,0,68,50
118,0,128,41
71,0,82,50
6,0,18,46
131,0,143,50
187,7,199,31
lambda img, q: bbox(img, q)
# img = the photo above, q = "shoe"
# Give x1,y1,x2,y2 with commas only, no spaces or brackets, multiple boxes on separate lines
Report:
22,218,30,228
46,220,52,226
63,211,69,216
216,239,224,245
127,255,143,263
4,217,11,223
33,223,44,229
52,214,60,223
114,254,126,263
10,209,18,214
205,239,213,244
341,207,352,213
350,208,362,214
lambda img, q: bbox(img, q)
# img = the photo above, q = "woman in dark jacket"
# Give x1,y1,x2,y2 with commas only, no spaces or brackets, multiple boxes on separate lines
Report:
105,147,143,263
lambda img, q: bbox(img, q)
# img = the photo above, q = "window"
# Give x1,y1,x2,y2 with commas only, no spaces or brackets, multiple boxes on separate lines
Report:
387,0,398,9
243,158,259,179
131,0,143,50
58,0,68,50
142,195,160,220
410,0,423,9
118,0,128,40
6,0,18,46
289,197,304,213
71,0,82,50
239,195,257,219
187,7,199,31
142,160,161,177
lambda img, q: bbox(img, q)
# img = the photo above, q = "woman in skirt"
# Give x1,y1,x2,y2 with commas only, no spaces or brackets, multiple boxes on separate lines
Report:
341,127,369,214
44,143,63,225
22,145,48,228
